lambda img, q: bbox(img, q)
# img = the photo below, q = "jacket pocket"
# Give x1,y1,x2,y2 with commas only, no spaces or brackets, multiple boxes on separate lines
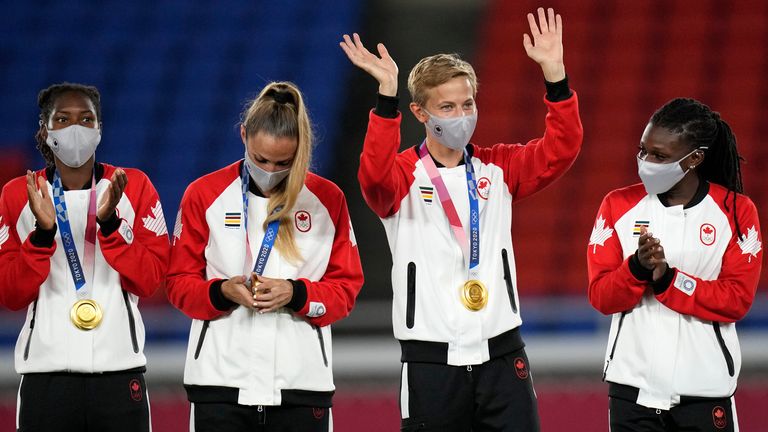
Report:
501,249,518,313
602,311,629,381
122,291,139,353
314,325,329,367
406,262,416,329
23,300,38,361
194,320,210,360
713,322,735,377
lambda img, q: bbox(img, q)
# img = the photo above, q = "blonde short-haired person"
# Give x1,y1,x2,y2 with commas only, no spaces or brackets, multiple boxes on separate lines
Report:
0,82,170,431
167,81,363,431
341,8,583,431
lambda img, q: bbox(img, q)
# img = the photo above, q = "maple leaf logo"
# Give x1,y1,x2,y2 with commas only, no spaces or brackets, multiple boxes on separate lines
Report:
173,209,183,245
142,200,168,237
0,216,9,250
737,225,762,263
589,214,614,253
703,226,713,234
297,213,308,222
478,179,488,189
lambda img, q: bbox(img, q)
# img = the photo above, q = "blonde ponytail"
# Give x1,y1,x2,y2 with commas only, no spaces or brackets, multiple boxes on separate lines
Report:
241,82,313,262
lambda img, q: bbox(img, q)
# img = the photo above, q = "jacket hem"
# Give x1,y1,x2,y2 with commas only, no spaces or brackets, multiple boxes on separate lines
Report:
399,327,524,364
608,382,735,405
185,385,334,408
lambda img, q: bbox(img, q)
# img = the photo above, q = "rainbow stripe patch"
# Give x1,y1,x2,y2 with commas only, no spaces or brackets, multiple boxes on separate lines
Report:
225,212,242,228
633,220,650,237
419,186,434,204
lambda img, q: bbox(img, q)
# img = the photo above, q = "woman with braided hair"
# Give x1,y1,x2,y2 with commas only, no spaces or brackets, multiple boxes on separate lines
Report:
167,81,363,431
0,82,170,431
587,97,762,431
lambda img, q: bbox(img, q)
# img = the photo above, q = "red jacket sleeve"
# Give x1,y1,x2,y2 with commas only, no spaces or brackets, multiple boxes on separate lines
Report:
587,192,647,315
655,197,762,323
166,180,227,321
98,169,170,298
475,92,583,202
296,185,363,327
0,175,56,311
357,111,416,218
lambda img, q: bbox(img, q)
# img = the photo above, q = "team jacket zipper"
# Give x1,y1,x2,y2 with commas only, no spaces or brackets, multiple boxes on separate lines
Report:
406,262,416,329
501,249,518,313
602,311,628,381
315,325,329,367
194,320,210,360
713,322,735,377
23,300,38,360
122,291,140,353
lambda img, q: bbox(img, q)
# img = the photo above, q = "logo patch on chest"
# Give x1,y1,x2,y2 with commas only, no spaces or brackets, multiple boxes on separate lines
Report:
295,210,312,232
476,177,491,200
419,186,434,205
224,212,242,229
700,223,716,246
632,220,650,237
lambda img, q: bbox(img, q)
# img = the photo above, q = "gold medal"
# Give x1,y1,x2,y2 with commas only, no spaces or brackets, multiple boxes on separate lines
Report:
70,299,103,330
460,280,488,311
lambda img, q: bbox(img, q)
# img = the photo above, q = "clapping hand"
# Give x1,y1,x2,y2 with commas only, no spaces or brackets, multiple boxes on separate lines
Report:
638,227,668,281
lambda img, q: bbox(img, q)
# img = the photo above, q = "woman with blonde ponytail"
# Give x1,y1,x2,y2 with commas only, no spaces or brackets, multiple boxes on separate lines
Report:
167,81,363,431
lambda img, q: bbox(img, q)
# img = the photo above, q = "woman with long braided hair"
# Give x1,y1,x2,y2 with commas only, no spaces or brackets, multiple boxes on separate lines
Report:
587,98,762,431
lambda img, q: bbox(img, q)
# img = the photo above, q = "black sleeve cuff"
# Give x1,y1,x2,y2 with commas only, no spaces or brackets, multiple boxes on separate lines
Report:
374,93,399,118
97,212,121,236
285,279,308,312
30,223,57,247
652,266,675,295
545,75,572,102
209,279,237,311
629,251,654,282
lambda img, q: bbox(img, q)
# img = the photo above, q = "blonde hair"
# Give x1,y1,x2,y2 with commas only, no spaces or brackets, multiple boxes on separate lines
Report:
241,81,313,262
407,53,478,106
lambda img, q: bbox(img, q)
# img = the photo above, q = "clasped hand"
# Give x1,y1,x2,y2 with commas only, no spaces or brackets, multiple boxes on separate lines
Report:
221,274,294,314
637,227,668,281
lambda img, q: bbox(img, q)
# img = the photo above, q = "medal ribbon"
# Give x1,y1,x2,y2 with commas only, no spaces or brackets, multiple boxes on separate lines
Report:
418,142,480,275
52,170,97,296
241,162,281,277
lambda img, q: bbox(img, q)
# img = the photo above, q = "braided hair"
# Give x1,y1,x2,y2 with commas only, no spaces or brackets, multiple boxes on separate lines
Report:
650,97,745,238
35,83,102,167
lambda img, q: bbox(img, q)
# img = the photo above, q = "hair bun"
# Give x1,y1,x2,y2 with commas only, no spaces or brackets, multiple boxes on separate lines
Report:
271,90,294,105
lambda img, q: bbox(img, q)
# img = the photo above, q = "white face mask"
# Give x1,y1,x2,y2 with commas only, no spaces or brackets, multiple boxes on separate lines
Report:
244,150,290,193
46,125,101,168
636,148,702,195
424,109,478,151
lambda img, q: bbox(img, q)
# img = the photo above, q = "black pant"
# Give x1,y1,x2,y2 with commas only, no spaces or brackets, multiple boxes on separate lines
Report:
192,402,331,432
610,394,737,431
400,348,540,432
17,370,150,432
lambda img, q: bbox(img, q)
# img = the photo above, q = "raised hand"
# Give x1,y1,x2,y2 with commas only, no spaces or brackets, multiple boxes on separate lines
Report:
26,170,55,230
523,7,565,82
637,227,668,281
340,33,399,97
97,168,127,221
252,274,294,313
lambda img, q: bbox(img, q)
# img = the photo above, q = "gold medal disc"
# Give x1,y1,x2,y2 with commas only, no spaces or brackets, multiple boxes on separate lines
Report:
70,299,103,330
460,280,488,311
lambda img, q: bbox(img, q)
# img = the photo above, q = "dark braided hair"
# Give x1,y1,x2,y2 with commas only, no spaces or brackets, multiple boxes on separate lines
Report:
650,97,745,238
35,83,102,167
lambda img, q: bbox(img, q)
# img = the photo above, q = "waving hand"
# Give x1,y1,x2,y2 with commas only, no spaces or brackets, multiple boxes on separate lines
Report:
340,33,399,97
523,7,566,82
